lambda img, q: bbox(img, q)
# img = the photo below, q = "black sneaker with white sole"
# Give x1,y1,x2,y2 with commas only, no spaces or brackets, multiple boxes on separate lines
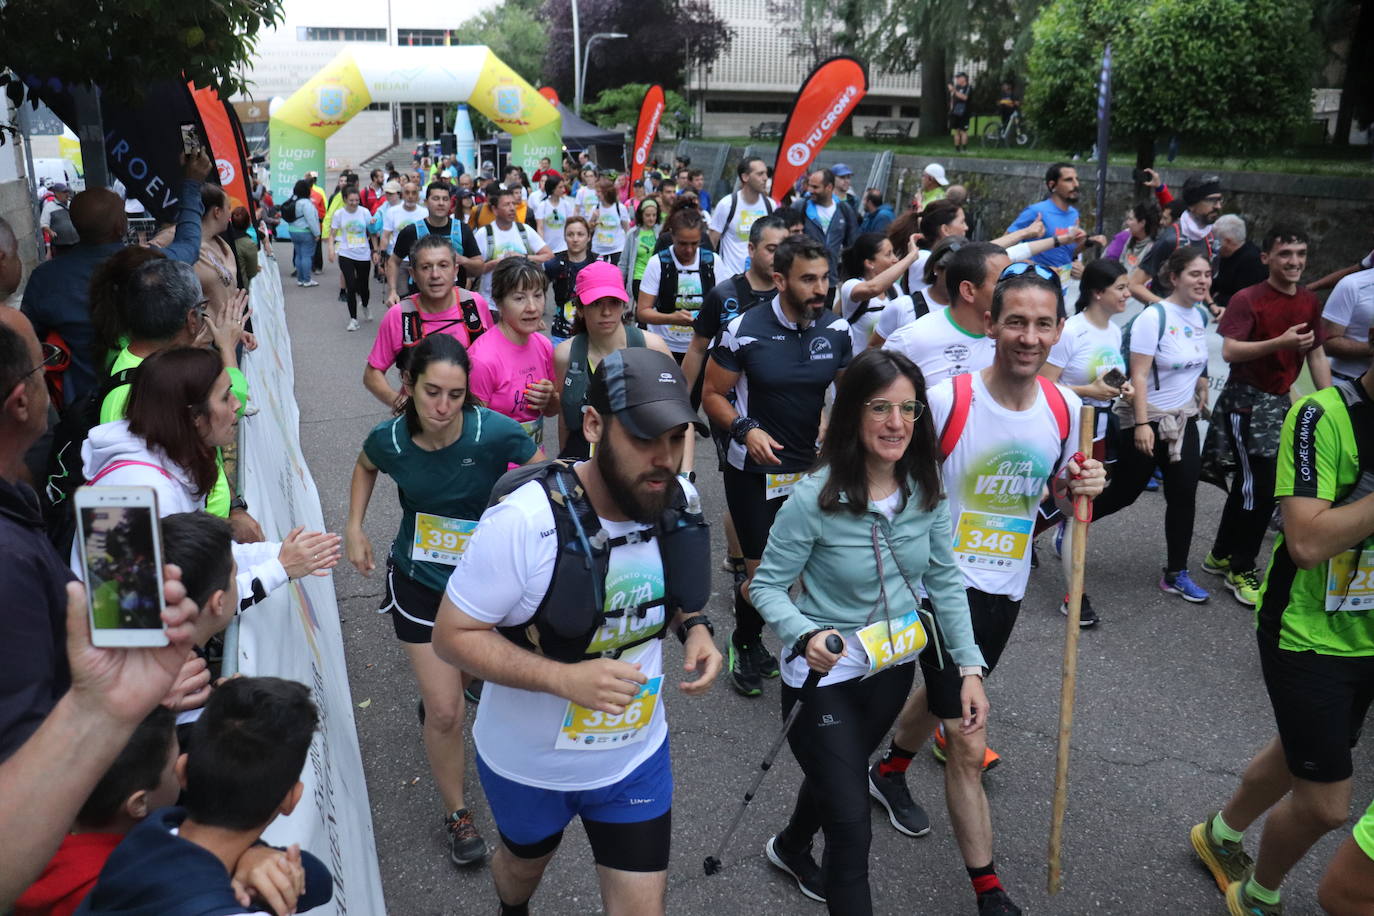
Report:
446,808,487,866
867,762,931,837
1059,593,1100,628
765,834,825,903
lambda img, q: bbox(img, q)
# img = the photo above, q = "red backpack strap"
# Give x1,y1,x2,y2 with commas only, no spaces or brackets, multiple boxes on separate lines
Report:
1037,375,1072,450
88,460,175,485
939,372,974,458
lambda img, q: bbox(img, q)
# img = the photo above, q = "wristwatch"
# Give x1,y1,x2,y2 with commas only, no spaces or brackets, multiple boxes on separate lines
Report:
730,416,761,445
676,614,714,644
229,495,248,512
958,665,987,680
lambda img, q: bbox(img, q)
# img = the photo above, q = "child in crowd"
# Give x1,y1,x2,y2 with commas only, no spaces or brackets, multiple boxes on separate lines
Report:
74,677,332,916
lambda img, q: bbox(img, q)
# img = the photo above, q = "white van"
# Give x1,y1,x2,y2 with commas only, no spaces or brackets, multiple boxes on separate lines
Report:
32,157,84,192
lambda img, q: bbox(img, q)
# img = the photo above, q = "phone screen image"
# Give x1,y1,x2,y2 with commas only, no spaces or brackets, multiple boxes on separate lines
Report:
80,504,162,631
180,122,200,155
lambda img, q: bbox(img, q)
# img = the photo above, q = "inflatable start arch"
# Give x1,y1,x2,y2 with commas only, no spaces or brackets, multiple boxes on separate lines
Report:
269,45,561,199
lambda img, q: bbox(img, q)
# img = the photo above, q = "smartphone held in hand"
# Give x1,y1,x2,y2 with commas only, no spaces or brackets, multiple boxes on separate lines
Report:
180,121,201,156
74,486,168,648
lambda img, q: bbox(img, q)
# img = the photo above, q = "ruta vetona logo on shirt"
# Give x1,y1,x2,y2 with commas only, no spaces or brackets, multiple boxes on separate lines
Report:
962,446,1049,513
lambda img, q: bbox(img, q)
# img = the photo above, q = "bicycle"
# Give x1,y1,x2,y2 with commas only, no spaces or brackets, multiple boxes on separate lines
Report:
983,109,1037,149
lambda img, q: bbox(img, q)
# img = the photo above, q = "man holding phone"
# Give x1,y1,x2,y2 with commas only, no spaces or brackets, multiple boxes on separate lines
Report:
1202,226,1331,608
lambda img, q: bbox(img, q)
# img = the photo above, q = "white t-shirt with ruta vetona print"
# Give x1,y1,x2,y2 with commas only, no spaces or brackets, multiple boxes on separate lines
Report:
1128,300,1209,410
883,306,994,388
1047,311,1126,407
639,250,707,353
709,191,773,277
928,372,1082,600
475,221,542,297
444,477,702,791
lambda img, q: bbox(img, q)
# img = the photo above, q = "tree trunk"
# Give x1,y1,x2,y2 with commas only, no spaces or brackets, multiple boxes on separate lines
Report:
1333,0,1374,146
919,42,947,140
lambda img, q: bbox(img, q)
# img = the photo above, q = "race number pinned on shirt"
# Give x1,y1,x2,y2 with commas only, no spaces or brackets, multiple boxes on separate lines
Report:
856,610,927,676
736,208,761,241
953,511,1033,571
412,513,478,566
1326,549,1374,612
765,472,805,501
556,675,664,750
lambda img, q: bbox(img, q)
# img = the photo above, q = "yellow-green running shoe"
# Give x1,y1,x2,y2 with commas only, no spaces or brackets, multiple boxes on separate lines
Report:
1225,568,1262,607
1203,552,1231,576
1226,877,1283,915
1191,812,1254,894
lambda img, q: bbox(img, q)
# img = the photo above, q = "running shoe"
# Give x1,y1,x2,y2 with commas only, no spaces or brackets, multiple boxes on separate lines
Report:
1190,812,1254,895
1225,878,1283,916
765,834,825,903
932,723,1001,772
338,288,348,303
867,762,931,837
1059,593,1100,628
977,888,1023,915
1053,520,1066,559
445,809,487,866
1202,552,1231,576
464,680,483,705
728,634,762,697
749,640,780,679
362,305,372,321
346,318,360,331
1145,468,1162,491
302,279,320,288
1160,569,1210,603
1225,569,1261,608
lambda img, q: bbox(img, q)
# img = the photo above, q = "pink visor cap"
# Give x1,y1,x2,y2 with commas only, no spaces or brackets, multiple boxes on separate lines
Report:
575,260,628,305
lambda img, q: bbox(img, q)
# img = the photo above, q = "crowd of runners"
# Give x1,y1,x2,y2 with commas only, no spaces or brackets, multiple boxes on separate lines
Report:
288,150,1374,916
6,141,1374,916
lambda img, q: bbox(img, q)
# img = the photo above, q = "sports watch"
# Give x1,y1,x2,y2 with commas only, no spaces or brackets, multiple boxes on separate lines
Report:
676,614,715,644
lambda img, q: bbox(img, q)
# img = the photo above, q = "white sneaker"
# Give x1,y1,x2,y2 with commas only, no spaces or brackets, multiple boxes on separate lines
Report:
362,305,372,321
302,279,319,288
346,318,360,331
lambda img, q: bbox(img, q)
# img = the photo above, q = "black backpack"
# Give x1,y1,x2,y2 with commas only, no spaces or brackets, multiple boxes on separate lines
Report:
41,366,138,554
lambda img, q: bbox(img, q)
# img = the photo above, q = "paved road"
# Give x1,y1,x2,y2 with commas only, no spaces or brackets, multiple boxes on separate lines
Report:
275,253,1372,915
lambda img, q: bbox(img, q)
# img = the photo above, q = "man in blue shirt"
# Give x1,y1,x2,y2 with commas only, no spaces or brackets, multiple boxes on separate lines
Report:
1006,162,1085,278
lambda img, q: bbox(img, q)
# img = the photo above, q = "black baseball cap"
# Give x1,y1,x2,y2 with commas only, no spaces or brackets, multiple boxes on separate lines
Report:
587,349,707,439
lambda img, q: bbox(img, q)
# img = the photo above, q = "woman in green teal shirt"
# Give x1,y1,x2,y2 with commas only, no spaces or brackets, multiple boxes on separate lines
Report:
750,347,987,913
620,196,662,299
344,333,542,867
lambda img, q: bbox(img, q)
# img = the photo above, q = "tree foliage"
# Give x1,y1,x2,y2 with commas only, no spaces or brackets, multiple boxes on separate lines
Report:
538,0,733,100
1024,0,1319,160
461,1,548,88
582,83,692,137
0,0,284,104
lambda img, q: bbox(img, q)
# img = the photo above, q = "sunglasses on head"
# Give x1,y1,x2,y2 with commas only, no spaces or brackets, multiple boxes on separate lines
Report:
998,261,1059,283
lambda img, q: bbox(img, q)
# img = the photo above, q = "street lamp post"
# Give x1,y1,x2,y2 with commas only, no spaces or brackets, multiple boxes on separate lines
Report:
575,32,628,116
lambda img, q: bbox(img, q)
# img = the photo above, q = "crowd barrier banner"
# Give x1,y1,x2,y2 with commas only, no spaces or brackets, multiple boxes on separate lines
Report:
771,56,868,202
232,261,387,915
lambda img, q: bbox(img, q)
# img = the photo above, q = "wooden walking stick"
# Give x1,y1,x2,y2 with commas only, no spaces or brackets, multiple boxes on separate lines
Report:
1047,405,1096,895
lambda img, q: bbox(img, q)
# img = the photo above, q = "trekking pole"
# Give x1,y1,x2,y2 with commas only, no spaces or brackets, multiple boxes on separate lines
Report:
704,632,844,876
1048,407,1096,894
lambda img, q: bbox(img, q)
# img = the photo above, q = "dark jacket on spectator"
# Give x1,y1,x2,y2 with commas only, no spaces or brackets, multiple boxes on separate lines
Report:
0,476,74,762
802,197,860,285
860,203,895,235
1213,240,1268,310
75,807,334,916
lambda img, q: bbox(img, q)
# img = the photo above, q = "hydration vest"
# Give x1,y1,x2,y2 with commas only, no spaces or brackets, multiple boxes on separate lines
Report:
561,325,648,436
654,249,716,314
487,460,711,662
395,292,489,372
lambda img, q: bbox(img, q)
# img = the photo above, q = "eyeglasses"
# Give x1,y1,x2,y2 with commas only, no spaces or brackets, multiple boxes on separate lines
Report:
17,342,64,382
864,398,924,422
999,261,1059,283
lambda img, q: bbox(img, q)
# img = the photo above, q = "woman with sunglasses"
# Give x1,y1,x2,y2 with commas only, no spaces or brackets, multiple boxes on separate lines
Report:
750,348,988,912
1091,245,1214,602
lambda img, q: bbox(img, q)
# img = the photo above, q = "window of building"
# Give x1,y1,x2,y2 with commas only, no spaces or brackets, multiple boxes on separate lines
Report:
296,26,387,42
704,98,791,114
397,28,453,46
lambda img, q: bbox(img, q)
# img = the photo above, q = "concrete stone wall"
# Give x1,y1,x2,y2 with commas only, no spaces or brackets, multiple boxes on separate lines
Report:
657,141,1374,279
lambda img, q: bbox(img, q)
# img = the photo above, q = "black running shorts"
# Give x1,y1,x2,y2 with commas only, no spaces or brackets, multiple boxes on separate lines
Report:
920,587,1021,721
